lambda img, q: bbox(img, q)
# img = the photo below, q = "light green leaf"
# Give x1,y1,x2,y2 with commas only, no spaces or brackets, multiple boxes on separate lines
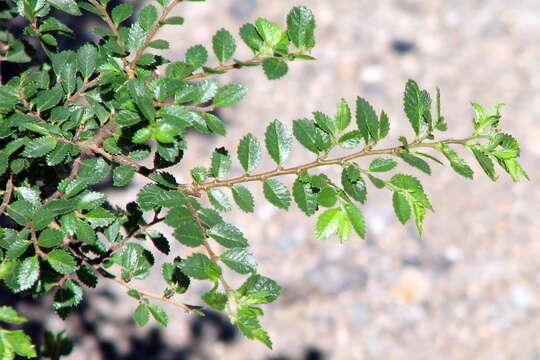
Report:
208,222,248,248
263,179,291,210
111,3,133,24
212,28,236,64
255,18,285,49
237,133,261,173
335,98,351,131
437,143,474,179
46,249,77,275
392,191,411,224
4,329,37,358
85,208,115,228
232,185,255,213
471,147,497,181
338,130,362,149
0,307,27,324
213,83,247,107
221,248,257,274
343,202,365,239
147,304,168,326
379,110,390,139
202,290,228,311
315,208,345,240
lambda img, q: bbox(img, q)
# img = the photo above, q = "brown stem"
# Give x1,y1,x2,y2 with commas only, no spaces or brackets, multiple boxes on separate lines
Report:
109,215,165,254
190,136,479,192
0,175,14,217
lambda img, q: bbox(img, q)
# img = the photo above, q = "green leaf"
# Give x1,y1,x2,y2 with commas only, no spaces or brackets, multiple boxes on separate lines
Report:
292,178,317,216
127,79,155,122
232,185,255,213
338,130,362,149
265,119,292,165
0,307,27,325
203,113,226,136
255,18,285,49
113,165,135,187
7,256,40,292
343,202,365,239
133,304,149,327
47,0,81,15
403,79,431,135
33,86,63,112
379,110,390,139
237,133,261,173
79,158,111,185
7,200,35,225
208,188,232,212
138,4,158,32
213,83,247,107
178,253,221,281
38,228,64,248
238,274,281,304
263,179,291,210
185,44,208,70
137,184,185,210
471,147,497,181
111,3,133,24
46,249,77,275
437,143,474,179
173,223,205,247
85,208,115,227
147,304,168,326
236,306,272,348
398,152,431,174
392,191,411,224
390,174,432,210
341,166,367,203
262,58,288,80
212,28,236,64
239,23,264,53
211,148,231,178
221,248,257,274
208,222,248,248
287,6,316,50
315,208,345,240
316,186,337,207
76,190,106,211
335,98,351,131
313,111,335,136
75,219,96,244
163,16,184,25
293,118,318,154
4,330,37,358
356,97,379,144
148,39,170,49
191,167,208,184
77,44,97,79
412,201,426,234
202,290,228,311
368,157,398,172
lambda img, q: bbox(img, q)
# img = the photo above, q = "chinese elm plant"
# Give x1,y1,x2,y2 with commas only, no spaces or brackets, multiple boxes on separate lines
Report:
0,0,529,356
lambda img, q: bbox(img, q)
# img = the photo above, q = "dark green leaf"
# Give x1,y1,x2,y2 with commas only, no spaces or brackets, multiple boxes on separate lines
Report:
112,3,133,24
212,28,236,64
263,179,291,210
46,249,77,275
239,23,264,53
262,58,288,80
208,188,232,212
138,4,158,32
379,110,390,139
232,185,255,213
237,133,261,173
185,44,208,70
356,97,379,144
238,274,281,304
392,191,411,224
127,79,155,122
133,304,149,327
147,304,168,326
293,118,318,154
48,0,81,15
292,178,317,216
213,83,247,107
33,87,63,112
201,290,228,311
286,6,316,50
265,119,292,165
403,79,431,135
208,222,248,248
221,248,257,274
398,152,431,174
178,253,221,281
343,202,365,239
38,228,64,248
113,165,135,187
211,148,231,178
77,44,97,79
471,147,497,181
368,157,398,172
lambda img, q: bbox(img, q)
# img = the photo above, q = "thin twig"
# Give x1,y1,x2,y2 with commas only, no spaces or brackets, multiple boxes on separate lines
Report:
0,175,14,217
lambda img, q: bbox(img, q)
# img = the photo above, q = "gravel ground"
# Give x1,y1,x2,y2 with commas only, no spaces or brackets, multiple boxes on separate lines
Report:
44,1,540,359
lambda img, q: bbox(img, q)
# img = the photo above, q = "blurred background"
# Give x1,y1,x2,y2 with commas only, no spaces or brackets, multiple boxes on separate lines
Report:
8,0,540,359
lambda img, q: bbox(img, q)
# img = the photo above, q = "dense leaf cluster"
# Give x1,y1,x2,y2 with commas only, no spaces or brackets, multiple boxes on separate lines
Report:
0,0,527,356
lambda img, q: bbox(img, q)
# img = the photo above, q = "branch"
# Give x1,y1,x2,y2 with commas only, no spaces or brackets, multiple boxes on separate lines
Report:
129,0,183,73
190,136,480,192
0,175,14,217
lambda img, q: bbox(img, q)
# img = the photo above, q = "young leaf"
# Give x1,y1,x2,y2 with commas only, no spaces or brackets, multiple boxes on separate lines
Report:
286,6,316,50
213,83,247,107
202,290,228,311
237,133,261,173
212,28,236,64
471,147,497,181
265,119,292,165
221,248,257,274
263,179,291,210
343,202,365,239
315,208,345,240
262,58,288,80
335,98,351,131
232,185,255,213
438,143,474,179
